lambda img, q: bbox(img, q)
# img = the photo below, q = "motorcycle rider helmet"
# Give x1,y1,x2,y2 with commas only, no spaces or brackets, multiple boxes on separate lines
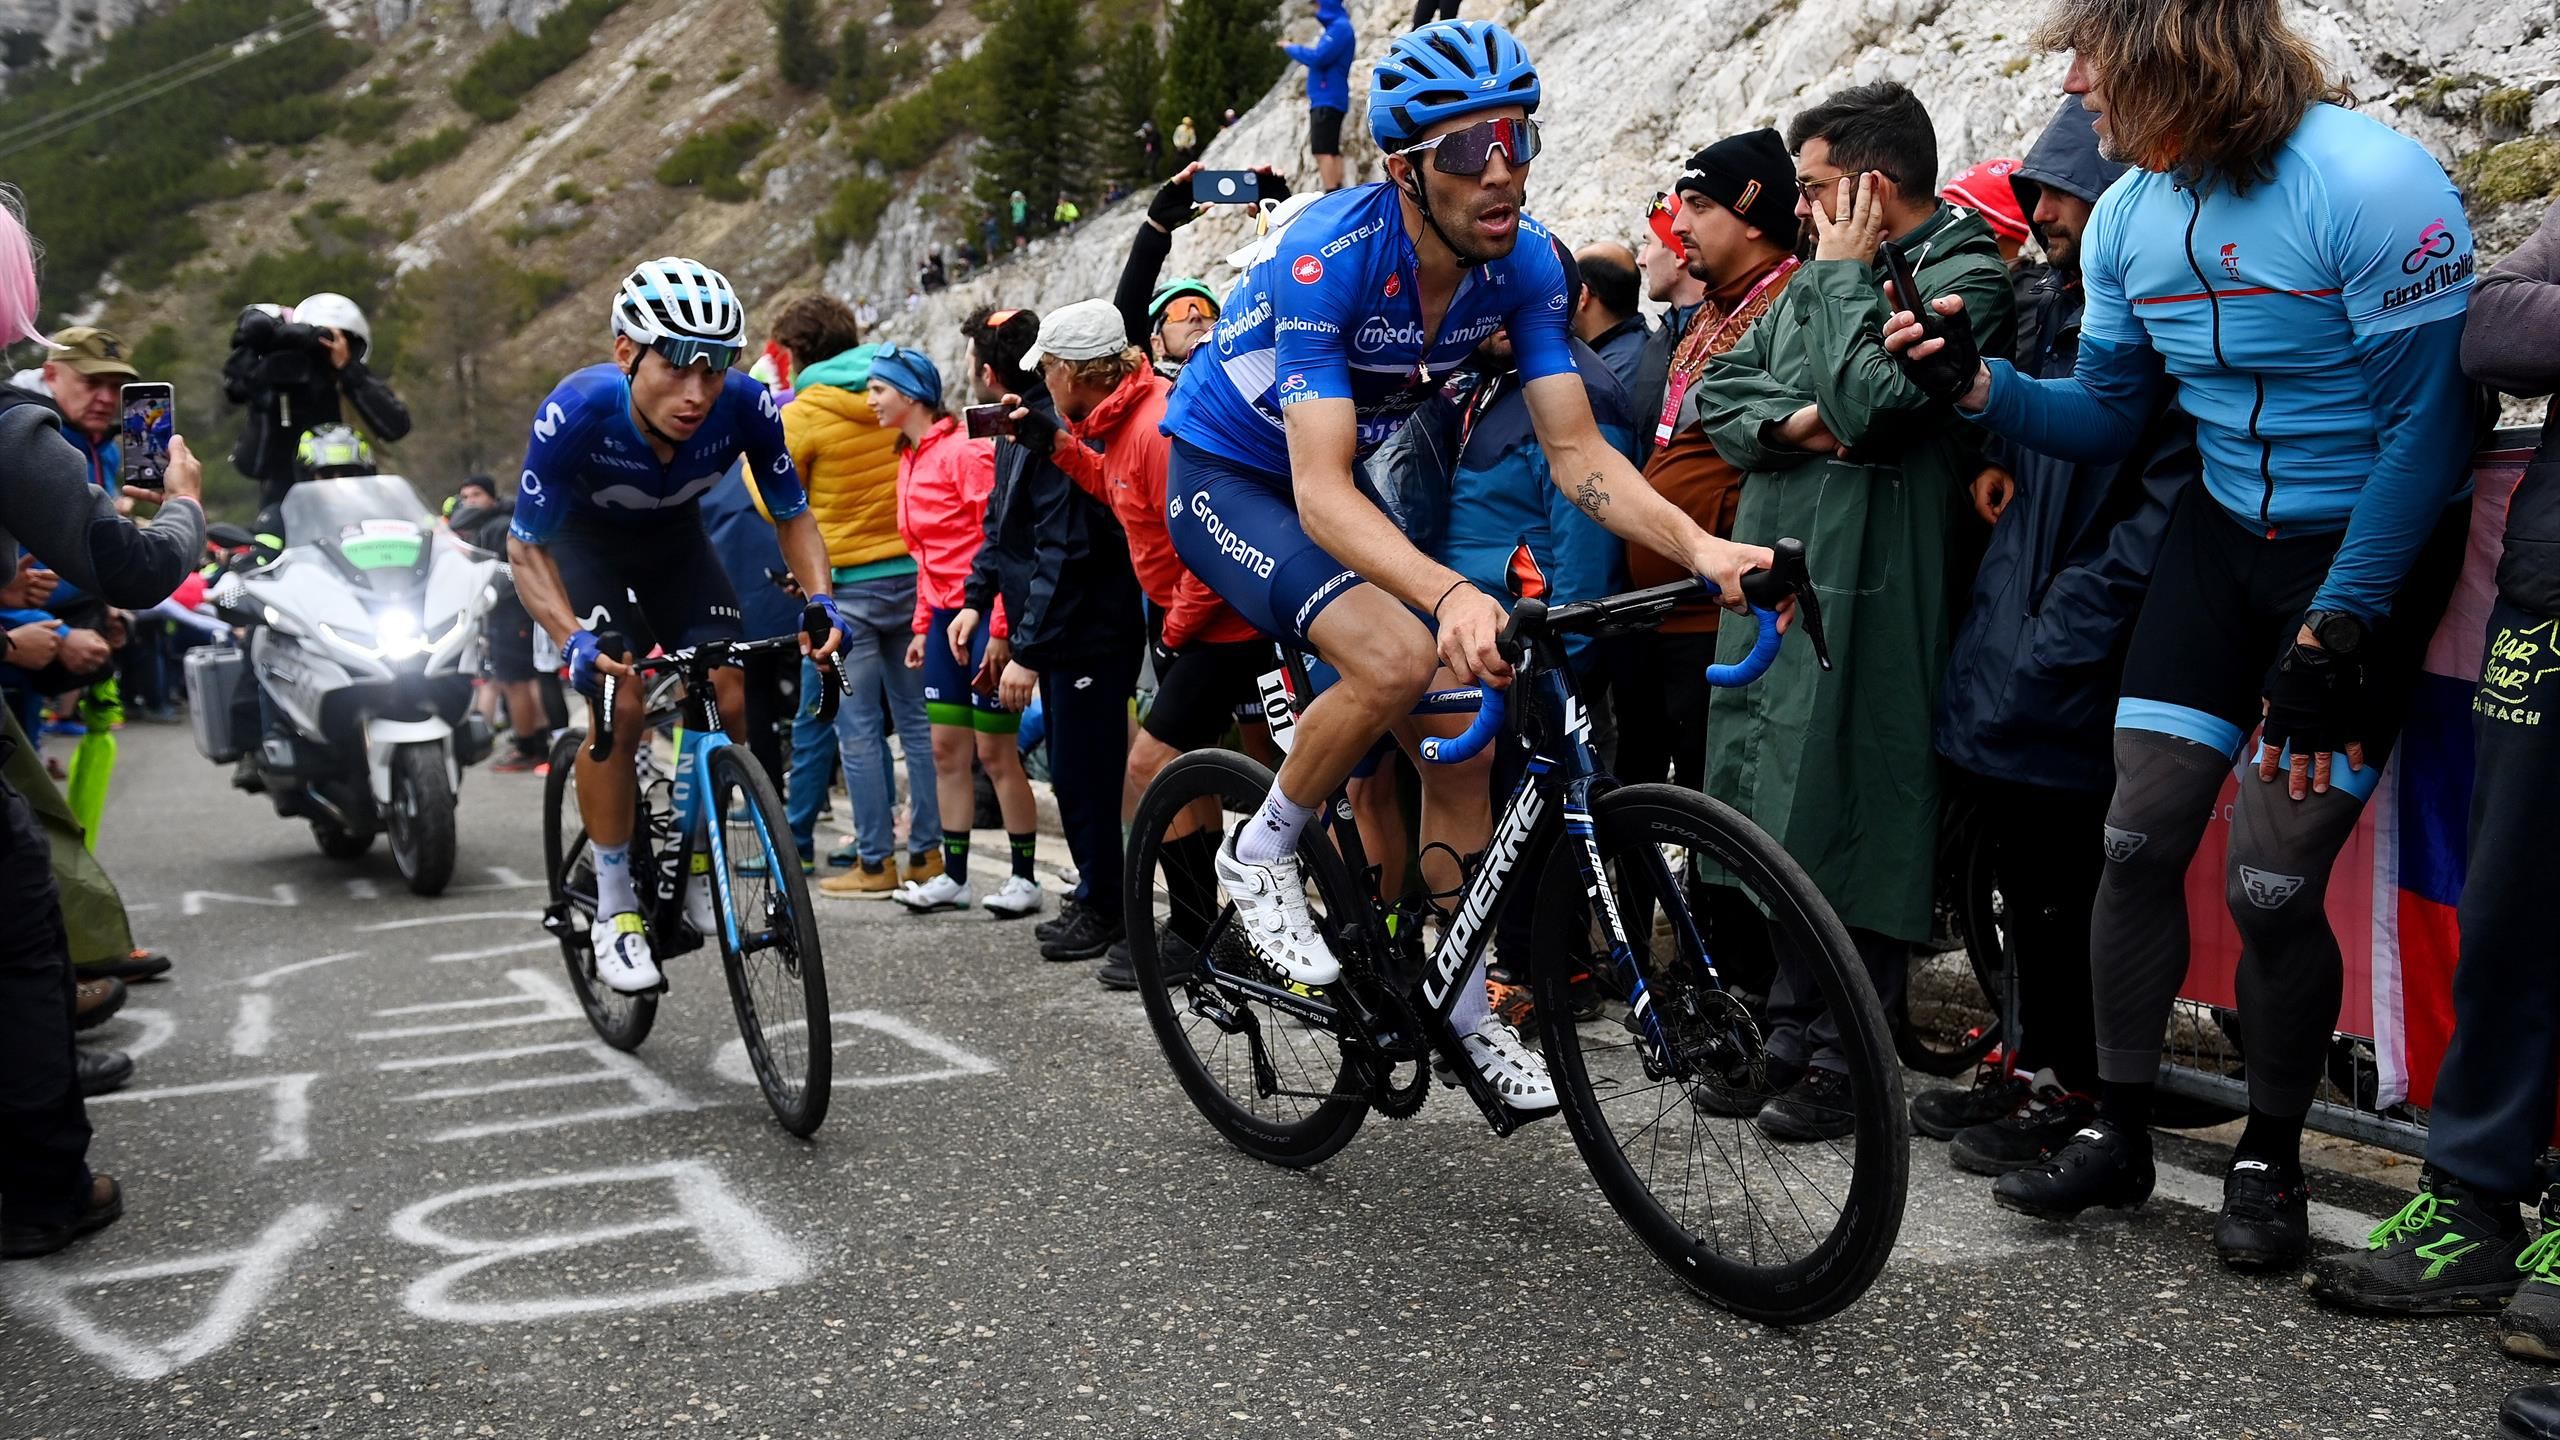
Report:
610,257,745,373
1368,20,1541,154
294,292,372,357
296,423,376,481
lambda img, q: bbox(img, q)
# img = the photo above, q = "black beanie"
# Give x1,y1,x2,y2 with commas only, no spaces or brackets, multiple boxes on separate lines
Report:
1674,128,1801,253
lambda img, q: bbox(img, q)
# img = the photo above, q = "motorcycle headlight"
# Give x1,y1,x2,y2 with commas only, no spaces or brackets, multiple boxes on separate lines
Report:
376,607,426,661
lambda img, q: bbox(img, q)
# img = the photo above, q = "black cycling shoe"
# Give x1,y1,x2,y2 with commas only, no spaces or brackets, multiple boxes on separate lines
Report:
2306,1169,2526,1313
1910,1069,2028,1141
1950,1089,2094,1177
1040,905,1122,962
1095,939,1136,990
1689,1056,1802,1120
1035,898,1088,945
1756,1067,1856,1142
2502,1384,2560,1440
1992,1119,2155,1221
2214,1157,2311,1271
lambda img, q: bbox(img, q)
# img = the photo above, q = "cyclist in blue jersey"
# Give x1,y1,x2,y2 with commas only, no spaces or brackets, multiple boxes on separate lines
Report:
508,258,848,994
1160,19,1771,1112
1885,0,2478,1267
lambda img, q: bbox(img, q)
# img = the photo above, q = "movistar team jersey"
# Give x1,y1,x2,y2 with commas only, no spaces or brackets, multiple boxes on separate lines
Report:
508,364,807,544
1162,182,1581,476
2077,103,2476,536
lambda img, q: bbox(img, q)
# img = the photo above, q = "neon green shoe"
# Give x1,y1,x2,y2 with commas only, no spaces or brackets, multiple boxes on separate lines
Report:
2305,1170,2526,1314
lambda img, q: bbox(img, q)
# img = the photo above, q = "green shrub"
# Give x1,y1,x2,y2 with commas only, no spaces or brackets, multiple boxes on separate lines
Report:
371,125,472,182
845,53,980,171
2483,86,2536,131
888,0,933,27
338,91,412,143
552,180,593,205
647,71,674,93
654,119,774,201
813,174,895,256
451,0,629,123
231,93,341,145
2459,136,2560,206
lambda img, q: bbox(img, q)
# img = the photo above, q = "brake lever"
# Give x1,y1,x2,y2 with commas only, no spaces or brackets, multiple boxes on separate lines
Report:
1736,538,1830,673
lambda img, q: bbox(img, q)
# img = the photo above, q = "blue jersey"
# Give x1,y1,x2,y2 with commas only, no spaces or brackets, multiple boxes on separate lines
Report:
2075,103,2474,535
1162,183,1581,477
508,364,806,545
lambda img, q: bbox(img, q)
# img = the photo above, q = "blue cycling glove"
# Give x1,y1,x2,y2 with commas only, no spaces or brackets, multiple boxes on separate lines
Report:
802,595,849,654
563,629,605,696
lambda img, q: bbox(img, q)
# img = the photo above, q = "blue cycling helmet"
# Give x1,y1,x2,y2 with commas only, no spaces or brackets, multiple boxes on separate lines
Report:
1368,19,1541,154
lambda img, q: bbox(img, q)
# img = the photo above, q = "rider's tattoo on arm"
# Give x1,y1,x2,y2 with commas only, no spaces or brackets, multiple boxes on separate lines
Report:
1572,473,1610,518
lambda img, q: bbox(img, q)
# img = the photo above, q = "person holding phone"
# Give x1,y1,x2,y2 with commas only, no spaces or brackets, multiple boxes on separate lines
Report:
1110,163,1289,376
869,339,1045,923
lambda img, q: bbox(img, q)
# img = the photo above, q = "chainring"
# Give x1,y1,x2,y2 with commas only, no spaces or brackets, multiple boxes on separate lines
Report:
1340,969,1431,1118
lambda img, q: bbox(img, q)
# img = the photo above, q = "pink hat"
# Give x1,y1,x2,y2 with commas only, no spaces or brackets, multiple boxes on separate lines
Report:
1941,158,2030,244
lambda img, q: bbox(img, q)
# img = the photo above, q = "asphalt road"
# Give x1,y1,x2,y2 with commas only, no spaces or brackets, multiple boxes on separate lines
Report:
0,726,2541,1438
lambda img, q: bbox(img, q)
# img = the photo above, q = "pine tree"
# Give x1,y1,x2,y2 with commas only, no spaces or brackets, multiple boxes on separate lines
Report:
969,0,1088,236
828,19,870,111
1098,19,1161,182
1159,0,1286,146
768,0,832,91
887,0,934,27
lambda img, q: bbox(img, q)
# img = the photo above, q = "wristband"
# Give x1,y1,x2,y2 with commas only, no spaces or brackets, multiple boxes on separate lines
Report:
1432,580,1471,616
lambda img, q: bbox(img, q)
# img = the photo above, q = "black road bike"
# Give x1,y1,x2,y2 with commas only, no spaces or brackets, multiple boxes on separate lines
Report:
541,624,841,1137
1123,541,1909,1324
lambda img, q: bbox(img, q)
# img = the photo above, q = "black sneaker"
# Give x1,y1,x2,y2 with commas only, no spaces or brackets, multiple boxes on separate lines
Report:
1095,939,1136,990
1689,1056,1802,1120
1040,905,1121,962
1910,1068,2028,1141
2306,1170,2526,1313
1035,898,1088,945
1756,1067,1855,1142
2500,1383,2560,1440
1992,1119,2155,1220
2502,1225,2560,1360
1950,1087,2095,1177
2214,1157,2311,1271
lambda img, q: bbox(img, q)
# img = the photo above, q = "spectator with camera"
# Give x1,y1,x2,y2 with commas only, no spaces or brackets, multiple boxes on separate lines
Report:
1111,164,1288,376
221,291,411,513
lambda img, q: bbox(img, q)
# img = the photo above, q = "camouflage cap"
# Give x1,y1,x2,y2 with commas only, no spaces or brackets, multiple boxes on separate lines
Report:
45,326,140,379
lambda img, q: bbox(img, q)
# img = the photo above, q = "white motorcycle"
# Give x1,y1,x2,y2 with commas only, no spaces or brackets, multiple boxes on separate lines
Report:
190,475,498,895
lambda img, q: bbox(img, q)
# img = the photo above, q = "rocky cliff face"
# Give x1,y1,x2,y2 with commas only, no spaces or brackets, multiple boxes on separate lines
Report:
835,0,2560,388
0,0,166,67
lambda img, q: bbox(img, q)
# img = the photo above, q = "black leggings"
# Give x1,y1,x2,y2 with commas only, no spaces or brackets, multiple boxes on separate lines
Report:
0,778,91,1226
1410,0,1460,25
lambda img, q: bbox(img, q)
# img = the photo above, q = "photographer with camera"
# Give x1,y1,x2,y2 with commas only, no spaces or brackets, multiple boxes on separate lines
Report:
221,292,411,512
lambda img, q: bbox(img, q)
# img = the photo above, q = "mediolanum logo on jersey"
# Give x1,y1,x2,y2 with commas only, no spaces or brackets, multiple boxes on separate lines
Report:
1353,317,1427,355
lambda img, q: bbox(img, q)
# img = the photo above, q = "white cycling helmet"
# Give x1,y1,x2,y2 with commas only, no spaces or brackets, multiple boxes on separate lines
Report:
611,256,746,352
295,292,371,353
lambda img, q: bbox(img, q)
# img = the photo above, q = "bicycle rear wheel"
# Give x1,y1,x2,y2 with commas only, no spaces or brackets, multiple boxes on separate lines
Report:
706,743,831,1137
1124,749,1370,1168
1533,784,1905,1326
544,727,657,1051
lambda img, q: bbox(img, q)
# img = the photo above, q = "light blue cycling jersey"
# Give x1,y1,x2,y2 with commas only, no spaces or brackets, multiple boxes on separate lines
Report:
508,363,807,545
1976,103,2477,619
1161,182,1582,476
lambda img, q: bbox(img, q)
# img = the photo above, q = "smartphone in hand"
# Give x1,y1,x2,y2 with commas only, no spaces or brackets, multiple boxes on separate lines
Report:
963,403,1012,440
1879,244,1940,344
119,382,175,489
1191,170,1258,205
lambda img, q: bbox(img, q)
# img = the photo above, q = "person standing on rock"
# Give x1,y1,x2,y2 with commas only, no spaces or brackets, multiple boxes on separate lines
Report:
1282,0,1355,192
1171,115,1197,164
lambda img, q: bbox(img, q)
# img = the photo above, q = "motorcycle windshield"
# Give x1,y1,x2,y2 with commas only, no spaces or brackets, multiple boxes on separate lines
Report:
281,476,436,593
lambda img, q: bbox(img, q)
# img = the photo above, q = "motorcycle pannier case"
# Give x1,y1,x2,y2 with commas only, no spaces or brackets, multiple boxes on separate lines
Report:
184,645,251,762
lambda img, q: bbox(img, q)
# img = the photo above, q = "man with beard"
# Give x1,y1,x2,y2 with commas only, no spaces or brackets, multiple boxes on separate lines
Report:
1611,129,1801,796
1160,19,1768,1113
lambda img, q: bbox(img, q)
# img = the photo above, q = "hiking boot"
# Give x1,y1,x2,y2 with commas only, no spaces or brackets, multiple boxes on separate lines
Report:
2214,1157,2311,1271
1950,1084,2094,1177
819,860,900,899
1095,939,1137,991
2306,1170,2526,1313
75,1048,133,1098
1039,904,1121,962
2503,1227,2560,1361
1757,1067,1856,1142
74,976,126,1031
1,1174,122,1260
79,949,171,983
2500,1383,2560,1440
1993,1119,2156,1221
904,849,945,885
1689,1056,1802,1120
1035,898,1088,944
1911,1067,2028,1141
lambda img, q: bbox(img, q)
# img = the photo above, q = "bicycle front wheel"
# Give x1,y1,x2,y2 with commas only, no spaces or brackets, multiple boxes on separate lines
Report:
706,743,831,1137
544,727,657,1051
1532,784,1906,1326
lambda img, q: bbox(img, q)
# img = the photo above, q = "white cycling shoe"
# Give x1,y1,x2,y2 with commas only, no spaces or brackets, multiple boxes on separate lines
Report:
589,911,664,994
894,873,973,913
981,874,1044,918
683,869,717,936
1213,833,1340,987
1454,1016,1559,1112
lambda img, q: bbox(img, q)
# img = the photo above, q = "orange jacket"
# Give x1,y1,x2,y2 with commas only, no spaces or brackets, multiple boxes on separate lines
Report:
1051,366,1257,649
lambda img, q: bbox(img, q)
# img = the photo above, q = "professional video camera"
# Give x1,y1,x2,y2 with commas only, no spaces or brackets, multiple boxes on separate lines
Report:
223,293,409,502
229,304,337,412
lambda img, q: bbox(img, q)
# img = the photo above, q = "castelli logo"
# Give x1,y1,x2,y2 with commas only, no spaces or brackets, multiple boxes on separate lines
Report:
1383,272,1401,298
1292,255,1324,285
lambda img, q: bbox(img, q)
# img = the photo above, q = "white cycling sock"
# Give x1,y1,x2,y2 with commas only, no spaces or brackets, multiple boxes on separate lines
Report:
1451,953,1492,1034
1235,785,1317,866
594,841,640,917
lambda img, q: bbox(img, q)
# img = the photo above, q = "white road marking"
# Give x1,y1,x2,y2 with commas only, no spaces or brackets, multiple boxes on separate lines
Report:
344,878,381,901
88,1074,318,1162
390,1161,808,1323
429,938,557,964
709,1008,1001,1089
352,970,582,1040
450,866,542,894
229,994,274,1058
107,1006,175,1060
355,911,542,932
379,1040,700,1141
4,1203,336,1381
180,885,298,916
234,950,366,989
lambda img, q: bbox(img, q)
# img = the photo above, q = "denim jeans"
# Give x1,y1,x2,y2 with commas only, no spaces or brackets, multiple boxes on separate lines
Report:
788,574,938,864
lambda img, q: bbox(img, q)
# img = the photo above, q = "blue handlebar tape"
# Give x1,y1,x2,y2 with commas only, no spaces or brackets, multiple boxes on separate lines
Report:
1418,685,1506,765
1703,606,1785,688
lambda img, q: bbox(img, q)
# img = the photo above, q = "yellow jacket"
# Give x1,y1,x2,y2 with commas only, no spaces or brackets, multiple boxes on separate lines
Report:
781,373,906,570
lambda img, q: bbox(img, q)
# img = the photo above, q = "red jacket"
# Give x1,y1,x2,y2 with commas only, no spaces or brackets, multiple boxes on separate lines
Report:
1051,367,1257,649
896,416,1005,637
